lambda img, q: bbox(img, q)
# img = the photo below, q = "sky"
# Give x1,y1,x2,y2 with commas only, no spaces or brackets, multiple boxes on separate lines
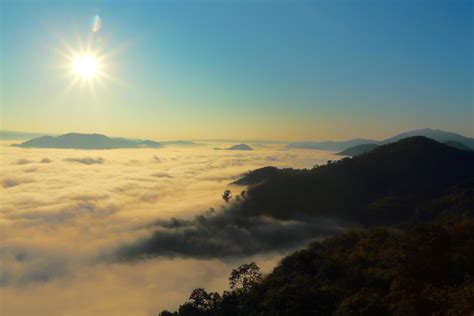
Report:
1,0,473,141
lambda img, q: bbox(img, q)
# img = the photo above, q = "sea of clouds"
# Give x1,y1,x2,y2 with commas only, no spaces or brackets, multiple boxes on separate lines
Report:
0,141,340,315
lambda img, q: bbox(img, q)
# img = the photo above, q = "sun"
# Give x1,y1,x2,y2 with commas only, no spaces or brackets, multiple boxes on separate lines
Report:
73,55,98,78
56,32,128,96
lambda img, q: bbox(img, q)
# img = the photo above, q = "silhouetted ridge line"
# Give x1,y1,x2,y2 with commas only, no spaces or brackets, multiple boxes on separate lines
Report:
235,136,474,225
286,128,474,151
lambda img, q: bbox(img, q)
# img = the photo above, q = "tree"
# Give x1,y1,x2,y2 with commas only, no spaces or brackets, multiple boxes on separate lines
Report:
229,262,263,292
222,189,232,203
188,288,221,311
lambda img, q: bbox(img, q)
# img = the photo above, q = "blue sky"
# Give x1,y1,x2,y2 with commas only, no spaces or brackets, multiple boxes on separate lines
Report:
1,0,472,140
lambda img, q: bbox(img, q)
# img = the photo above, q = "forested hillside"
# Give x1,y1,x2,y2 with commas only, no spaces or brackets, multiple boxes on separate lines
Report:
160,137,474,315
160,183,474,316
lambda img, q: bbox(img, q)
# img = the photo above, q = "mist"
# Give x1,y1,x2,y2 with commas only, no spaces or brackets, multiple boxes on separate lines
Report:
0,141,340,315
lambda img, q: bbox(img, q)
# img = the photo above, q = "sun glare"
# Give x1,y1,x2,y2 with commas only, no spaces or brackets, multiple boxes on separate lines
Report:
73,55,98,78
57,31,127,96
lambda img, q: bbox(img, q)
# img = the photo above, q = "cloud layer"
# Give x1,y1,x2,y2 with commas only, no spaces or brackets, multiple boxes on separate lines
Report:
0,141,340,315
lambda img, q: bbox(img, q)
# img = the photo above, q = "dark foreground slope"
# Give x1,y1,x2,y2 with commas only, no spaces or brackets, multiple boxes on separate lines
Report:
160,181,474,316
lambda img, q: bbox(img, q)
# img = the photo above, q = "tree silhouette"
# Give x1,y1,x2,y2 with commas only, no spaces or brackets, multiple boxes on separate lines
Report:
222,189,232,203
229,262,263,292
188,288,221,311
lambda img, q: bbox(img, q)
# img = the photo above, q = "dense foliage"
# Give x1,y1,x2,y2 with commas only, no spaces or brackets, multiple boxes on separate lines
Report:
159,137,474,315
160,187,474,315
234,137,474,225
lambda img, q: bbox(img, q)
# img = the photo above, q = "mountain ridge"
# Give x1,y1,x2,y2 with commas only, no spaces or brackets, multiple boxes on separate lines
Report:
235,136,474,225
11,133,199,149
338,139,473,157
286,128,474,151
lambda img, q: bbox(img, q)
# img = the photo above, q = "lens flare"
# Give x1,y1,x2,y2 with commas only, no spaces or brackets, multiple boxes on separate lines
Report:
92,15,102,33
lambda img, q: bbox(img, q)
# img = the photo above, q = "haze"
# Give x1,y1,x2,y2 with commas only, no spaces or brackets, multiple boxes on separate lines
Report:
1,0,473,315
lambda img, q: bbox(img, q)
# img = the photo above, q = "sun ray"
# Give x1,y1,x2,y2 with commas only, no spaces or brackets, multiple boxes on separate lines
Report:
52,31,126,97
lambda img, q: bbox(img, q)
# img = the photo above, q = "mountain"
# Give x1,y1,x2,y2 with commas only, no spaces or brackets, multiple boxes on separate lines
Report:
382,128,474,148
160,138,474,316
286,138,377,151
226,144,253,150
337,143,379,156
10,133,203,149
235,137,474,225
337,138,473,157
337,139,473,157
12,133,162,149
286,128,474,151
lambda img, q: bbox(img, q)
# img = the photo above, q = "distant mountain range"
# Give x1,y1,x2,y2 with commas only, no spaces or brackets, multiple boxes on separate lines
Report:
7,128,474,151
287,128,474,151
10,133,199,149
